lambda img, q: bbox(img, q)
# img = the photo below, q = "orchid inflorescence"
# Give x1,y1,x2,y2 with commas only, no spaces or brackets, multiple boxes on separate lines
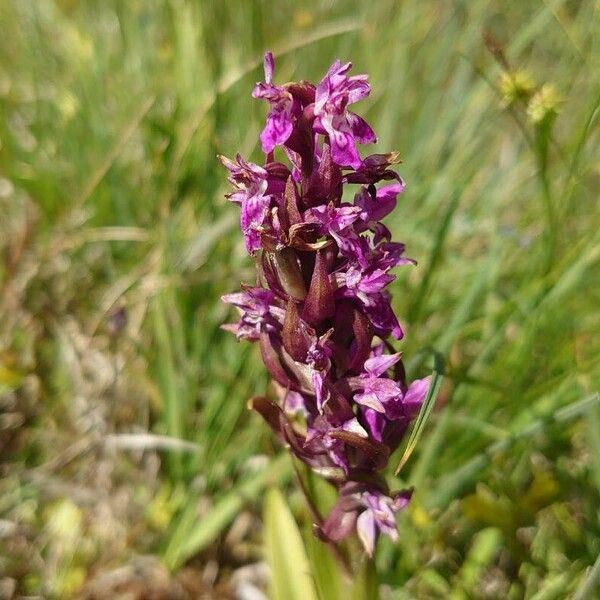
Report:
219,53,430,556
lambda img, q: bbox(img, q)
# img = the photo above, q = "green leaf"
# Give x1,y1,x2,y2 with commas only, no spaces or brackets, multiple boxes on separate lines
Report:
263,488,318,600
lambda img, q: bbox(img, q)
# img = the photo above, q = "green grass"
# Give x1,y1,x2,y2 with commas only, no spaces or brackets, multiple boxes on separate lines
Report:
0,0,599,597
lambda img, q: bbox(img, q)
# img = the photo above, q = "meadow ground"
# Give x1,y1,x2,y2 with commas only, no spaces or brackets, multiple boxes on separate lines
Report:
0,1,599,598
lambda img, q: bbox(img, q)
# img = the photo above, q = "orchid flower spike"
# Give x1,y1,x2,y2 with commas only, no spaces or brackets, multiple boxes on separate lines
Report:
220,53,430,556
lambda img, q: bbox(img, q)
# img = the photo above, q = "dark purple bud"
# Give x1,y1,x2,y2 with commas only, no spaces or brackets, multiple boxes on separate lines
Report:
259,332,292,388
333,301,373,374
302,250,335,327
284,176,302,227
282,299,312,361
318,143,343,205
304,143,343,207
348,308,373,372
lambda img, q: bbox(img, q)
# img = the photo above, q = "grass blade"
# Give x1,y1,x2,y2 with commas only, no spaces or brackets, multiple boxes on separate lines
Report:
163,453,291,571
574,552,600,600
428,392,600,509
395,350,445,475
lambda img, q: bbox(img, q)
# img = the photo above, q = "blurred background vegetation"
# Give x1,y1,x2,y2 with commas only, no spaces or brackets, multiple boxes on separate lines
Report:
0,0,599,598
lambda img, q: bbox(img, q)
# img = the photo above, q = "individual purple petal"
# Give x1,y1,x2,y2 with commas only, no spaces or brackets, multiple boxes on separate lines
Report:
341,417,368,437
353,353,403,414
345,266,395,305
304,415,350,474
356,509,376,557
261,111,294,154
402,376,431,417
364,353,401,377
306,333,333,412
314,60,346,113
391,489,413,512
377,376,431,421
355,488,410,555
354,183,404,226
311,370,327,411
327,118,362,168
362,408,386,443
355,377,402,413
315,61,370,112
354,389,386,412
283,390,308,417
347,112,376,144
375,241,415,270
372,222,392,245
263,51,274,83
284,146,303,181
240,193,271,253
377,181,405,201
363,294,404,340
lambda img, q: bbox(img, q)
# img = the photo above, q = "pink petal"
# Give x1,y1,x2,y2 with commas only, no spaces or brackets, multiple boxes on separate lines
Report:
329,127,361,169
354,390,385,413
403,376,431,416
347,112,377,144
364,353,401,377
356,510,376,557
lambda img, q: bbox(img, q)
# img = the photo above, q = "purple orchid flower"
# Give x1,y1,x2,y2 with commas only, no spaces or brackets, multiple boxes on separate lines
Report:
353,353,403,412
354,182,405,227
218,154,272,253
305,203,366,260
356,488,412,556
252,52,297,153
383,376,431,420
363,293,404,340
305,331,333,412
221,287,284,341
343,265,396,307
304,415,367,475
314,60,376,169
